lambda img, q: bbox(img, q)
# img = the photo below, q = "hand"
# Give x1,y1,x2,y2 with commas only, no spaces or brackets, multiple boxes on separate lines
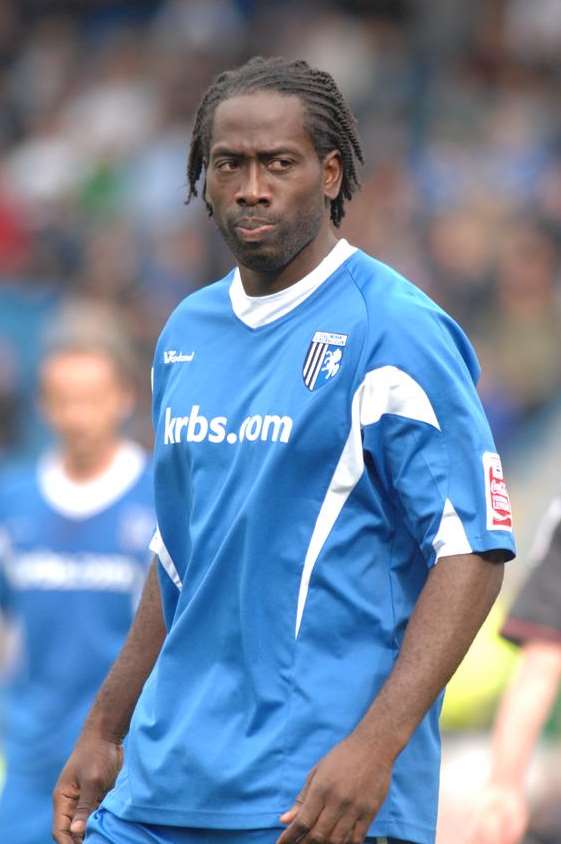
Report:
464,783,529,844
52,734,123,843
277,732,393,844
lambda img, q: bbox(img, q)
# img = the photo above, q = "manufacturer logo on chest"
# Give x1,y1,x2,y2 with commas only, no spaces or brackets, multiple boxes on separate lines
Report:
164,350,195,364
303,331,348,391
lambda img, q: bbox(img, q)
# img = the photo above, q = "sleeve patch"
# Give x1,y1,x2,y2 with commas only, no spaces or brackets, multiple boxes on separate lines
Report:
483,452,512,531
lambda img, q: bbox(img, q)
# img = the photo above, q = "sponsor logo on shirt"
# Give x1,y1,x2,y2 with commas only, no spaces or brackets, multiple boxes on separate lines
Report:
163,405,293,446
303,331,347,391
483,451,513,531
164,350,195,364
6,551,141,592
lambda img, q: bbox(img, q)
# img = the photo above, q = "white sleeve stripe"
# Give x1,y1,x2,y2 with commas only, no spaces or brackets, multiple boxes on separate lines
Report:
432,498,473,562
359,366,440,430
149,527,182,590
295,366,440,638
295,387,364,638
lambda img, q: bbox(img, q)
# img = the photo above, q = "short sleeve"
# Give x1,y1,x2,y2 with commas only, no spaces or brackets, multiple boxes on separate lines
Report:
361,300,516,568
501,497,561,646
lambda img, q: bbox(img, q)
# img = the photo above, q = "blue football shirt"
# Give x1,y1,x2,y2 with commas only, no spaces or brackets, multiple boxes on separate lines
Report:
104,240,515,844
0,441,154,777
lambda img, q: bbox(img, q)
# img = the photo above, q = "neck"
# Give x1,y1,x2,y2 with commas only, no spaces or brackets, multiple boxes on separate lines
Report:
239,227,338,297
62,439,121,483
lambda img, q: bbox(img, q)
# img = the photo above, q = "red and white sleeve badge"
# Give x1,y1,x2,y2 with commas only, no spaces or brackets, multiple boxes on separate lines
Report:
483,451,513,531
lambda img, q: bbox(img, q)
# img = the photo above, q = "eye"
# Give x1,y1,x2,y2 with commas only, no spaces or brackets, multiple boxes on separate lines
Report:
268,158,294,172
216,159,240,172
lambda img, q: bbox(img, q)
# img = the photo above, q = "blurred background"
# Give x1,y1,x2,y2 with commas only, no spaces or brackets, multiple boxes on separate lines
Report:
0,0,561,840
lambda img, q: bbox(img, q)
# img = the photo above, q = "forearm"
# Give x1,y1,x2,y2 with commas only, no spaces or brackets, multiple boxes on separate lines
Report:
354,552,504,759
82,558,166,743
489,641,561,787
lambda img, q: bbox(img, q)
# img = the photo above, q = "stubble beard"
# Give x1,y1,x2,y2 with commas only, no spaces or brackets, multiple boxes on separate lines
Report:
216,202,325,274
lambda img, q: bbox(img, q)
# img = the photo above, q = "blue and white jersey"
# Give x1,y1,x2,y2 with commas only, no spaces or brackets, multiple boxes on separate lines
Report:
0,442,154,776
105,240,515,844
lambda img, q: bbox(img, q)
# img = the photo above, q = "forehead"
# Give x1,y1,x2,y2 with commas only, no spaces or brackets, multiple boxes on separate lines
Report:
209,91,315,155
42,351,119,387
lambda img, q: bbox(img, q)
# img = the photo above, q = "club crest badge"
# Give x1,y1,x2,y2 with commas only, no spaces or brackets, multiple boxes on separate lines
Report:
303,331,348,391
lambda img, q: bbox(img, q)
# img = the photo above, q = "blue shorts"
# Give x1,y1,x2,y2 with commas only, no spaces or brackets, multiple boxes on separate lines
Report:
86,809,279,844
86,808,413,844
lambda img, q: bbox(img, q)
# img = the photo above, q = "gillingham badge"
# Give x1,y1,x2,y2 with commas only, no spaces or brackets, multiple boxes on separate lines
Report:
302,331,348,391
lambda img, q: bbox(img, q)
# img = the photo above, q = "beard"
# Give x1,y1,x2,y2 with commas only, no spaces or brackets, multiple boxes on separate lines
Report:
214,196,326,274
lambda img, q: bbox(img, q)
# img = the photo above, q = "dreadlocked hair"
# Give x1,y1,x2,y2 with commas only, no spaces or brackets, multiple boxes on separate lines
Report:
187,56,364,227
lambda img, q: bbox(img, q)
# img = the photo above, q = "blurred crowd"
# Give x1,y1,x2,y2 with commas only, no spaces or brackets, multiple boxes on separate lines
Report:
1,0,561,464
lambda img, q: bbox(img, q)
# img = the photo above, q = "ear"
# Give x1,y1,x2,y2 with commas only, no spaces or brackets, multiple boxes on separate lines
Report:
323,150,343,200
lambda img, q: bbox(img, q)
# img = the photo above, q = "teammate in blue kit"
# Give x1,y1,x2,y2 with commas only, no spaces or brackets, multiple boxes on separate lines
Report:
0,316,153,844
54,57,516,844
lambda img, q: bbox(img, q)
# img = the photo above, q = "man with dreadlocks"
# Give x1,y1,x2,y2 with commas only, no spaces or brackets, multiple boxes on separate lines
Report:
53,57,515,844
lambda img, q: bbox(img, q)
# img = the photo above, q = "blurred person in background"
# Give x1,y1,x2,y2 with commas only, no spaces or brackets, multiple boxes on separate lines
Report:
466,494,561,844
0,305,154,844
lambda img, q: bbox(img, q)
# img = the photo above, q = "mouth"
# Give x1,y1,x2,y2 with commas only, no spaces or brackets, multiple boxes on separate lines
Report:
233,219,277,241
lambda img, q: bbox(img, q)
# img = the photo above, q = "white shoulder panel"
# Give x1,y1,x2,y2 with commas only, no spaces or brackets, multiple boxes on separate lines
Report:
359,366,440,430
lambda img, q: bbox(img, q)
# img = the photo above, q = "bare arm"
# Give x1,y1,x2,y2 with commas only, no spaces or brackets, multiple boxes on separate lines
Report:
278,552,505,844
53,558,166,843
466,640,561,844
490,641,561,786
81,558,166,742
355,551,504,754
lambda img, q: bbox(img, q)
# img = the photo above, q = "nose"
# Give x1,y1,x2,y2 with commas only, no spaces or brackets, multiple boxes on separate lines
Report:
235,161,271,207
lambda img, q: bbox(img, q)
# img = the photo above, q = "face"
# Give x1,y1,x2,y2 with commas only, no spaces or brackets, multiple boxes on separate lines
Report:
40,351,133,459
205,91,342,273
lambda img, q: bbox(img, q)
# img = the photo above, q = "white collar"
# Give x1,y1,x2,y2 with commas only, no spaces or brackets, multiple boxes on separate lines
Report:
38,440,146,520
229,238,357,329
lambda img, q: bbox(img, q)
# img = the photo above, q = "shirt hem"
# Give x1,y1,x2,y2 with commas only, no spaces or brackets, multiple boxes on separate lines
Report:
103,798,434,842
374,819,435,844
436,535,515,565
